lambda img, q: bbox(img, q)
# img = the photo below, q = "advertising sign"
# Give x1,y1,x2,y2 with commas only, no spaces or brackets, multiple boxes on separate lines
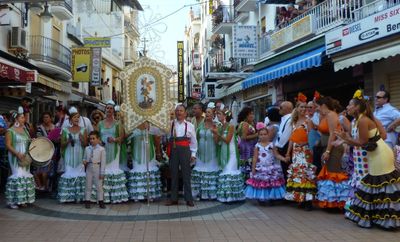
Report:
177,41,185,102
209,0,213,15
72,48,91,82
233,25,257,58
325,5,400,55
91,47,102,86
84,37,111,48
0,61,36,82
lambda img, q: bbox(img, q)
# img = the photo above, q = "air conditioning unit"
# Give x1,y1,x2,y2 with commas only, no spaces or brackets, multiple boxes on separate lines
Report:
10,26,27,49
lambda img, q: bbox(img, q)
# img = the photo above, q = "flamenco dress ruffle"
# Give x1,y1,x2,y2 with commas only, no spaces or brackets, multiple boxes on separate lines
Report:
127,160,162,200
285,146,317,202
217,170,245,202
245,161,286,201
345,169,400,229
316,165,351,209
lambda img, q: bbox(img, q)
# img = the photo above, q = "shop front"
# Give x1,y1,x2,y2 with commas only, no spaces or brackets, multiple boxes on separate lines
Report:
326,3,400,104
242,84,273,123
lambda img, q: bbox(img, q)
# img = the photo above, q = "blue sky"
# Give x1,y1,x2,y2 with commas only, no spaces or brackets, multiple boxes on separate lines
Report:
138,0,198,67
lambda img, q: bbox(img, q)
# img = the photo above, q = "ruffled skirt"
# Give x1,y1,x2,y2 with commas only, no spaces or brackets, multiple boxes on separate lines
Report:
217,171,245,202
245,163,286,200
102,170,129,203
127,167,162,200
192,169,220,200
285,145,317,202
6,175,35,205
345,169,400,229
58,175,86,203
316,165,351,209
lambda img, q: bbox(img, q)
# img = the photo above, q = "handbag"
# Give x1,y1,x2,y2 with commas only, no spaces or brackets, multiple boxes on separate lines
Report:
362,130,380,152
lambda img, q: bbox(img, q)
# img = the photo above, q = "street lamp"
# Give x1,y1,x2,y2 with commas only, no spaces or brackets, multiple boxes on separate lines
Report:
39,2,52,22
29,3,43,14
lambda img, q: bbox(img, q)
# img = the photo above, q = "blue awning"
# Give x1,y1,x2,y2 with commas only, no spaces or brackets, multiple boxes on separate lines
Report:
242,46,325,89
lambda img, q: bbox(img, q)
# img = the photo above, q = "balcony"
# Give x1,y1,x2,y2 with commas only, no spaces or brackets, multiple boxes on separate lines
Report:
124,20,140,39
212,5,235,34
29,35,71,81
205,57,252,80
234,0,257,12
51,0,73,20
234,10,249,23
124,47,136,65
258,0,369,58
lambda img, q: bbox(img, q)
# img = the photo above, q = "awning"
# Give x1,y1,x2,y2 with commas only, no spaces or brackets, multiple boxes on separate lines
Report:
242,46,325,89
37,74,72,93
226,80,243,96
333,39,400,71
0,57,37,83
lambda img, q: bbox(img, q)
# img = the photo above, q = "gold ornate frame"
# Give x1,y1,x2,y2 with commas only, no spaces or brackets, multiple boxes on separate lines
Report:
120,57,174,133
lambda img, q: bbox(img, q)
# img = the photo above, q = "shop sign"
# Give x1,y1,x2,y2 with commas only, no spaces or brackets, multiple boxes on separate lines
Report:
326,4,400,55
91,47,102,86
72,47,91,82
209,0,213,15
206,83,216,99
193,51,201,70
233,25,258,58
177,41,185,102
192,83,201,99
271,15,314,51
243,85,269,101
0,61,35,82
84,37,111,48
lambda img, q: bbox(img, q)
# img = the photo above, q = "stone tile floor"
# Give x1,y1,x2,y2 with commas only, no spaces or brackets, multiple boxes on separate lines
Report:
0,197,398,242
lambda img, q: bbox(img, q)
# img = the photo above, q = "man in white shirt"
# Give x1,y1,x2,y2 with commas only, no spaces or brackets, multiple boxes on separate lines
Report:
274,101,293,179
62,106,94,134
166,105,197,207
373,90,400,148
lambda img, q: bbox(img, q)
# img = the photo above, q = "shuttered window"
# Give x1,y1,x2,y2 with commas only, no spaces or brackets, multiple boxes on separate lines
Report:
389,72,400,109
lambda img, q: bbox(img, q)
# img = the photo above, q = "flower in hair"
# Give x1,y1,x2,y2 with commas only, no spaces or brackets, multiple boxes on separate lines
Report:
313,91,321,101
256,122,266,131
297,92,307,103
353,89,363,100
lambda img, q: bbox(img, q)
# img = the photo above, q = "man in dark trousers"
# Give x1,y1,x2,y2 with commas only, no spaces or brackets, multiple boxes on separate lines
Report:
165,105,197,207
274,101,293,180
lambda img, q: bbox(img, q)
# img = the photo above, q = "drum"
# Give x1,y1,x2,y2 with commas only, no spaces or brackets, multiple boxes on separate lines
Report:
29,137,55,167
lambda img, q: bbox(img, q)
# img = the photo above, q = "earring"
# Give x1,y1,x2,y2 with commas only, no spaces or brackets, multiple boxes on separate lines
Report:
14,121,20,128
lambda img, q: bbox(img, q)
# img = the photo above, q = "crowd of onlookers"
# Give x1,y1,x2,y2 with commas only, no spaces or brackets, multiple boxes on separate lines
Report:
275,0,320,29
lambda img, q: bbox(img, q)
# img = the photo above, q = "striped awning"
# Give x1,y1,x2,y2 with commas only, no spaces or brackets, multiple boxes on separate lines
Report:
242,46,325,89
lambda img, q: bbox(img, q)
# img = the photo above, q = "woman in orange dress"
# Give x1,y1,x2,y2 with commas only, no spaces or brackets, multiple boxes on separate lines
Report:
284,100,317,211
315,97,351,209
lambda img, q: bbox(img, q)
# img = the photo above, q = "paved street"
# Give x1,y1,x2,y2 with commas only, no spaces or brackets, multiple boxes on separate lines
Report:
0,197,398,242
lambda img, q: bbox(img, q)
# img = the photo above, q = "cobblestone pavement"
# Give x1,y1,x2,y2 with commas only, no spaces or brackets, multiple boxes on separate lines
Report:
0,197,398,242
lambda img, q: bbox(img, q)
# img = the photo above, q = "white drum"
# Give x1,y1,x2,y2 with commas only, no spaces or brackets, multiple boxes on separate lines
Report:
29,137,55,167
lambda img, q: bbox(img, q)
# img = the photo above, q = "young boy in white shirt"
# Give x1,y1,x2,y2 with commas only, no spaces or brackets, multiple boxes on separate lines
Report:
83,131,106,209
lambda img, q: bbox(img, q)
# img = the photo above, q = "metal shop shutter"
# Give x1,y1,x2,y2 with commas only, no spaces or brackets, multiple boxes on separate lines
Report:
389,72,400,109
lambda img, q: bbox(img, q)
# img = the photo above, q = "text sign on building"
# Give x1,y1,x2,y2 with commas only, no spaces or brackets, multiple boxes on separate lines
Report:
177,41,185,102
233,25,257,58
72,48,91,82
326,5,400,55
84,37,111,48
0,61,36,83
90,47,102,86
209,0,213,14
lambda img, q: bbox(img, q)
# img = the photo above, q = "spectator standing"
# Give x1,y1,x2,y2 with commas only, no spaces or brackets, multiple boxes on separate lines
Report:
237,107,258,181
35,112,56,192
275,101,294,180
373,90,400,148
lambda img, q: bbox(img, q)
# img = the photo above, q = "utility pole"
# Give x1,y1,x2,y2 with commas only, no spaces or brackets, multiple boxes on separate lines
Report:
141,37,149,57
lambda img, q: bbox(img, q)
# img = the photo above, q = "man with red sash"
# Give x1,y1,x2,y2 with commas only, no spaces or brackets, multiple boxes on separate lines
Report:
165,105,197,207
